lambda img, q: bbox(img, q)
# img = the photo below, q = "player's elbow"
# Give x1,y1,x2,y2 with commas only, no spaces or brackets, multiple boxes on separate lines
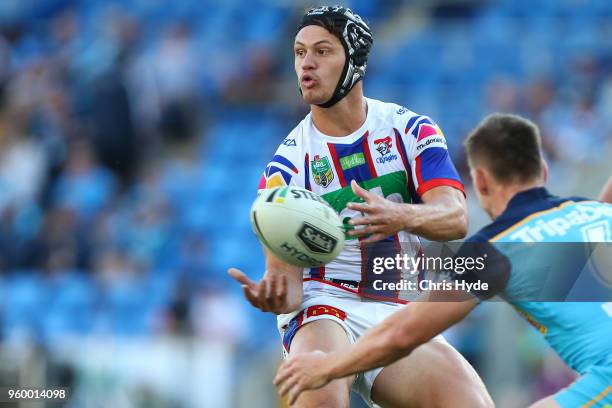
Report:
434,207,467,241
452,210,468,239
447,198,468,240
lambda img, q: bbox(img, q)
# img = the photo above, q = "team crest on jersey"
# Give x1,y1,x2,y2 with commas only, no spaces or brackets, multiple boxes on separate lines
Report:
311,155,334,187
374,136,398,164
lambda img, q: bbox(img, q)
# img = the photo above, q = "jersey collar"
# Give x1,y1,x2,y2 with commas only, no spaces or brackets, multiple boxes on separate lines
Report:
506,187,552,209
497,187,554,222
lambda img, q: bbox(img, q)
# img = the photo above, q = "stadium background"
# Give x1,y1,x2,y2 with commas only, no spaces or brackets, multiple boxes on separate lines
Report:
0,0,610,407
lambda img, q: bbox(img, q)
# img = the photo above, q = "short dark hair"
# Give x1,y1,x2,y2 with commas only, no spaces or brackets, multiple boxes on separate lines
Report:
464,113,543,184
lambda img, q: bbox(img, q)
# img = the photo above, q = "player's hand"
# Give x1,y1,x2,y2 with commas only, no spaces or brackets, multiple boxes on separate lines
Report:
273,350,332,405
228,268,295,314
347,180,412,244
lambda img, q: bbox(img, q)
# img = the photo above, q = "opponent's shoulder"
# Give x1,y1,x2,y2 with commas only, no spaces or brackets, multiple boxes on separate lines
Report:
465,230,494,243
470,217,520,243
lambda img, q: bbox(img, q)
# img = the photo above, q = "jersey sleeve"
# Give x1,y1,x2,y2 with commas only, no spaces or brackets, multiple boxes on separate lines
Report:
257,135,303,191
400,114,465,199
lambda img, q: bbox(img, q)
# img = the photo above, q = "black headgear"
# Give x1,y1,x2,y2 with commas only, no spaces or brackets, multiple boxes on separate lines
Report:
297,6,373,108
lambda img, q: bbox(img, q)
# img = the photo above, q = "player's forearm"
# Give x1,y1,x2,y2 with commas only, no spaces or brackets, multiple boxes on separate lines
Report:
325,300,477,381
401,192,468,241
325,307,424,380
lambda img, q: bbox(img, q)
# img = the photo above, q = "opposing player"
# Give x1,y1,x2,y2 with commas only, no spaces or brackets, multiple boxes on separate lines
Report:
274,114,612,407
229,5,493,408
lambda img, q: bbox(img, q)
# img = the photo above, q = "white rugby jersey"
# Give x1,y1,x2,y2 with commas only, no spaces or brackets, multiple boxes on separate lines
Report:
258,98,464,303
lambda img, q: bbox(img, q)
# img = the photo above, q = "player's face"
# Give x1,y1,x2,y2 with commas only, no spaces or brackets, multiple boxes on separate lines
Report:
294,25,346,105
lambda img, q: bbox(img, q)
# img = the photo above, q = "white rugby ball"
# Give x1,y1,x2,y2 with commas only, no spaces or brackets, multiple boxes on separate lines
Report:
250,186,345,267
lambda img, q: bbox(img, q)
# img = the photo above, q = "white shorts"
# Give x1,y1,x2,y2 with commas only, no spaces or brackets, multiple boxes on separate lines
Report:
277,290,446,407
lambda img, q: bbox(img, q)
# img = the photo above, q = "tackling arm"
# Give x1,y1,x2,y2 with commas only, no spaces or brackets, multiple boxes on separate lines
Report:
324,299,475,377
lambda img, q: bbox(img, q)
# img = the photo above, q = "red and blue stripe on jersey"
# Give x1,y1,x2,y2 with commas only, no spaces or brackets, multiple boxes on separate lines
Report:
324,131,402,299
394,128,420,204
326,131,375,188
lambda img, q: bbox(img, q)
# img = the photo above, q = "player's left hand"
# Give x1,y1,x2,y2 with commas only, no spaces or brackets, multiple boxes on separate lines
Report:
347,180,411,244
273,350,332,405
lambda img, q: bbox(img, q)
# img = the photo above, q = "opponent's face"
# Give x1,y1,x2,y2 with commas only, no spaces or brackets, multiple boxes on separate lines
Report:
294,25,346,105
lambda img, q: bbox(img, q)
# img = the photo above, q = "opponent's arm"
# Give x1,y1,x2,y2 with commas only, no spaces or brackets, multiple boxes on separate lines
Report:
348,181,467,242
229,247,303,314
274,298,477,404
599,175,612,204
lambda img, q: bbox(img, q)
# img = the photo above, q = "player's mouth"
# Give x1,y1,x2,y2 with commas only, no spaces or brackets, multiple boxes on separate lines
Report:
300,74,317,89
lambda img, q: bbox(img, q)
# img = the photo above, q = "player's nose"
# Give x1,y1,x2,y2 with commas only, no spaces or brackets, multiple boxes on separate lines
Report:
300,51,316,70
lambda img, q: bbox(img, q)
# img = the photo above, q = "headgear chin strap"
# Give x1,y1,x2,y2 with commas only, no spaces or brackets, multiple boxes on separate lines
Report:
298,6,373,108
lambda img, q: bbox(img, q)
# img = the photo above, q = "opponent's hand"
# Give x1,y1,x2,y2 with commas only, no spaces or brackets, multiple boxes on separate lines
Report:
228,268,295,314
347,180,412,244
273,350,332,405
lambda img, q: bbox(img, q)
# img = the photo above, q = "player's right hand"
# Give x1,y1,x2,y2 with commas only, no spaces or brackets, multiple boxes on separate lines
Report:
228,268,295,314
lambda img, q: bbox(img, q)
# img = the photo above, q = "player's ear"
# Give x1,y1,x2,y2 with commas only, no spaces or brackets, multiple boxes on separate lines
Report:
473,168,489,197
541,159,548,184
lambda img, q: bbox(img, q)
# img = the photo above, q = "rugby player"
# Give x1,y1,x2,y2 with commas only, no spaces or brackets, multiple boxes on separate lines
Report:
274,113,612,407
229,5,492,408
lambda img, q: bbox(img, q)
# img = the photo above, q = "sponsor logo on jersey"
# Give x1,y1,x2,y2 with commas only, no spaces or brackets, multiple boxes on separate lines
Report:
411,122,448,153
396,106,409,115
311,155,334,187
506,202,612,243
415,136,447,152
297,222,338,254
340,153,366,170
282,138,297,146
374,136,398,164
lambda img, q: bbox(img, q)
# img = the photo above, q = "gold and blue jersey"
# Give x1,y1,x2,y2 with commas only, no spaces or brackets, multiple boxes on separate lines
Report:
465,187,612,374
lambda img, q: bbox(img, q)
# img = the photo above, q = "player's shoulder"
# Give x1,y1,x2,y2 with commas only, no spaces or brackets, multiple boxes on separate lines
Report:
365,97,436,135
366,97,416,124
268,115,311,165
468,216,521,243
277,116,308,149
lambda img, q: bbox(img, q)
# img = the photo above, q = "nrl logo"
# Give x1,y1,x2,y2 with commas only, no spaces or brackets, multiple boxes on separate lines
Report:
311,155,334,188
